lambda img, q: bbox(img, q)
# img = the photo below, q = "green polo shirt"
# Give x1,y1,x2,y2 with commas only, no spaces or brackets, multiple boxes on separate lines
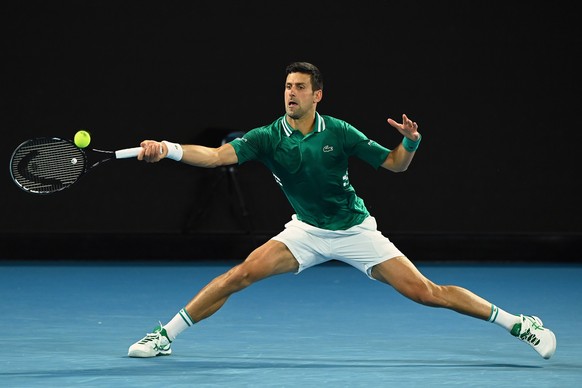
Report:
230,112,391,230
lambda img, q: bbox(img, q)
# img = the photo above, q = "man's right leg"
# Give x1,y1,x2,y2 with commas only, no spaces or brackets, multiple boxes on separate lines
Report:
184,240,300,322
128,240,299,357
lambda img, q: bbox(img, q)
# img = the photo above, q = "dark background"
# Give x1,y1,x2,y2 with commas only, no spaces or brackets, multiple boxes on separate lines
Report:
2,1,581,262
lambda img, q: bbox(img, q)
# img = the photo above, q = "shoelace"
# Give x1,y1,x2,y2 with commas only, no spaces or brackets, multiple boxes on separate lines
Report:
138,332,160,344
519,327,541,346
517,317,544,346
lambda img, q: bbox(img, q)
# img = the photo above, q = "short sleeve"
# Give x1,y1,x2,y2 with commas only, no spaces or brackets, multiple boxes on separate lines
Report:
343,122,390,169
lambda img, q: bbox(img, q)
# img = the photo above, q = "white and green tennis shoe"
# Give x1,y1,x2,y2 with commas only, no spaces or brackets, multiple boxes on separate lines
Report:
511,315,556,359
128,325,172,358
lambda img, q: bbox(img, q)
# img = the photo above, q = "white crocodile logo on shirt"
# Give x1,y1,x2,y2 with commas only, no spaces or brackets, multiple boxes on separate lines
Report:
323,145,334,152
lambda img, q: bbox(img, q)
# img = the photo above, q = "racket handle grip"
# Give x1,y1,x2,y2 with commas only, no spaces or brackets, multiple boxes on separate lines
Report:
115,147,143,159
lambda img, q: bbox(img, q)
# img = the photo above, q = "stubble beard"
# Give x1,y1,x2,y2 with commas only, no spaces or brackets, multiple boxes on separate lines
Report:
286,106,303,120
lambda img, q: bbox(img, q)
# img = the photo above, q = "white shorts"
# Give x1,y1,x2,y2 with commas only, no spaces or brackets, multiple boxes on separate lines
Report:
271,215,404,279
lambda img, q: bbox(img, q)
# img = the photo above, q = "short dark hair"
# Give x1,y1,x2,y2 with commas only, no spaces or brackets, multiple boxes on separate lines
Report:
285,62,323,91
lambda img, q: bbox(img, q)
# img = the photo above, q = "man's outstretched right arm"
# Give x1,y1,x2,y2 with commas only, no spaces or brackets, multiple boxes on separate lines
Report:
138,140,239,168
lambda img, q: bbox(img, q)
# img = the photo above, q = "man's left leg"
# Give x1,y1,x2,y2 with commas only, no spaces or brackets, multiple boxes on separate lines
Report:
370,256,556,359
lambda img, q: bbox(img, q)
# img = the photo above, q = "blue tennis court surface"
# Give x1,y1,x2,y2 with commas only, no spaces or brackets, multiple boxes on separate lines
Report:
1,261,580,387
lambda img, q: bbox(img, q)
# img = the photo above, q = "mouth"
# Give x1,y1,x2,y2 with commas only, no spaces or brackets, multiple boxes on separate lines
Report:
288,101,298,108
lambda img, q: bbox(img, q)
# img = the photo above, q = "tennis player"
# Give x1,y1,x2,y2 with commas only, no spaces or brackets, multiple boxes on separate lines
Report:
129,62,556,359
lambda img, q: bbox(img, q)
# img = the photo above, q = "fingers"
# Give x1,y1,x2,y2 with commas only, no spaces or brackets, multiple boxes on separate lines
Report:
401,114,418,130
138,140,165,162
387,115,414,128
388,114,418,130
387,114,419,139
387,118,399,129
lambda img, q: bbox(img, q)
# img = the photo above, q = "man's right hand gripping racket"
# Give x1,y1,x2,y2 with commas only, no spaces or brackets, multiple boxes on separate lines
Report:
9,137,142,194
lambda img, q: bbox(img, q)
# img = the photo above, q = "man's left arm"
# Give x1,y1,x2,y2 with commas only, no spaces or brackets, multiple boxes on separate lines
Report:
381,114,422,172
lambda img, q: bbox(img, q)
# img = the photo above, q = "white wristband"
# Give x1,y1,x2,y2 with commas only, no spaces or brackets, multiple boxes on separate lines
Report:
162,140,183,161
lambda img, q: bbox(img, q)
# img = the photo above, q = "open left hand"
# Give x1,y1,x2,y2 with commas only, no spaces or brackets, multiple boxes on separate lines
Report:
387,114,420,141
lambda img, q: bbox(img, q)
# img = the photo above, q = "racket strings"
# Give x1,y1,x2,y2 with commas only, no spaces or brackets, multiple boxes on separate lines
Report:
10,138,86,194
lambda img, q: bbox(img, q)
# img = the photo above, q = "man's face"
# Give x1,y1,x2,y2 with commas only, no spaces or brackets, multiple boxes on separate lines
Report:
284,72,322,120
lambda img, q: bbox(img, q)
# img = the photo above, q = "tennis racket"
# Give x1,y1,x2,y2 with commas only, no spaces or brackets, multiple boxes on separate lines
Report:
9,137,143,194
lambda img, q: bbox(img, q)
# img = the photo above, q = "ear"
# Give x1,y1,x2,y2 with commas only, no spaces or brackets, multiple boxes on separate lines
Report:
313,89,323,103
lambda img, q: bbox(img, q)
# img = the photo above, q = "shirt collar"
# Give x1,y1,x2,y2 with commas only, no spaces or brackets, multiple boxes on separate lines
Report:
281,112,326,137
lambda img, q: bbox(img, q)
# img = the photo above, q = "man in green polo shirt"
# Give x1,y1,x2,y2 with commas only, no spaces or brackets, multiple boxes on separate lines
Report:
233,111,388,230
129,62,556,360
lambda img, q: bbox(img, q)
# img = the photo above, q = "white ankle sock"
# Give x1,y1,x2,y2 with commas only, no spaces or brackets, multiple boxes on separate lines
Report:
488,304,520,331
163,308,195,341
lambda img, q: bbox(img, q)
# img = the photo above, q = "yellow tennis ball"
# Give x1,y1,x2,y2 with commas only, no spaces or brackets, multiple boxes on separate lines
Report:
74,130,91,148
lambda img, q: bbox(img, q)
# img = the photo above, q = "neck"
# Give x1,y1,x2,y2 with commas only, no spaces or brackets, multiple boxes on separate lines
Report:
287,112,316,136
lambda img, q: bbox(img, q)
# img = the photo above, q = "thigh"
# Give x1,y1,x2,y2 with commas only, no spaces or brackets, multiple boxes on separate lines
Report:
240,239,301,280
370,255,433,294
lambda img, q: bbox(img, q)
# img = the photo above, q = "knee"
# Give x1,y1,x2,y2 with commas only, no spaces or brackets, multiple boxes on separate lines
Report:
405,281,443,307
221,263,260,290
